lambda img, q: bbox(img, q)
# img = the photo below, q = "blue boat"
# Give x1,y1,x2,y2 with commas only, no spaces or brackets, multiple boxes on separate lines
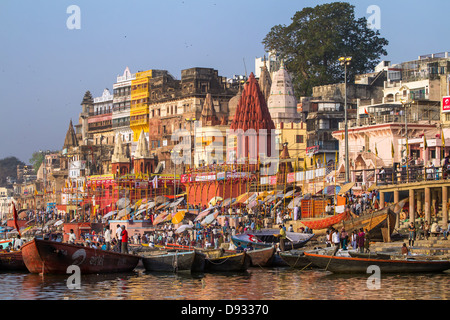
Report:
232,229,314,250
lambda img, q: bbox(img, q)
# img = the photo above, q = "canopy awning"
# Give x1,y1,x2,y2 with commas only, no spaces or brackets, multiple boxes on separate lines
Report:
338,182,355,195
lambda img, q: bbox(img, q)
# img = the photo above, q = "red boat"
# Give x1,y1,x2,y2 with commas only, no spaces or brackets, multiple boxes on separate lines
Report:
300,211,350,230
21,239,141,275
0,251,28,272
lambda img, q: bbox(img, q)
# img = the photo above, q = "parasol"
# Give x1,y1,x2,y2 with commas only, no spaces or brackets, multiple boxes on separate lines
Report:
152,212,169,225
175,224,193,234
169,198,184,208
209,196,223,206
116,208,131,219
54,220,64,226
201,211,219,226
222,198,236,207
194,206,215,222
172,211,186,224
116,198,130,210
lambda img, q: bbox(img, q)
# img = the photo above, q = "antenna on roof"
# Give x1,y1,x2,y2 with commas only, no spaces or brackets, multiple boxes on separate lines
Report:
243,58,247,78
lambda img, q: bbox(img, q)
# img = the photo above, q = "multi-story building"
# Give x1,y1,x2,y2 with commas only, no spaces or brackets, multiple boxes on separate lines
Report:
89,88,114,146
147,67,236,172
130,69,169,143
112,67,135,147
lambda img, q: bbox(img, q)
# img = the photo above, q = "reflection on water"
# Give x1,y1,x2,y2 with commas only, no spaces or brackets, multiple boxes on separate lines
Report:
0,267,449,300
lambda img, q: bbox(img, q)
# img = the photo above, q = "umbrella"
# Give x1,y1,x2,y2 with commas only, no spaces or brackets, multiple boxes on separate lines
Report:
201,211,219,226
102,210,117,220
116,198,130,210
222,198,236,207
116,208,131,219
152,212,169,225
147,202,157,209
287,196,303,209
194,206,215,222
169,198,184,208
44,219,56,228
283,190,295,198
54,220,64,226
338,182,355,195
175,224,193,234
155,195,168,205
156,201,170,211
172,211,186,224
209,196,223,206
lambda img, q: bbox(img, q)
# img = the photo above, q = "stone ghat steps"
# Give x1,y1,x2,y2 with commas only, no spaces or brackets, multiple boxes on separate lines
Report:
371,239,450,255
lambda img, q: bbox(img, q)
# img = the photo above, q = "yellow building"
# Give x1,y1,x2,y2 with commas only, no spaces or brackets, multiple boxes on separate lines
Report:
276,122,307,170
130,70,153,141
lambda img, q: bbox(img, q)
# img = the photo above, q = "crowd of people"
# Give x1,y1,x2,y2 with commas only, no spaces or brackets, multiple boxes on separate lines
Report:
325,227,370,254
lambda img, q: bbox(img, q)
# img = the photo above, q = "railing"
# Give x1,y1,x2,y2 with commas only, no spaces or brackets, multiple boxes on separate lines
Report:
375,165,447,186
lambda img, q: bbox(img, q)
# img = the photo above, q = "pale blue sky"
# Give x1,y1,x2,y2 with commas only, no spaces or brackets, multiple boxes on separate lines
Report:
0,0,448,163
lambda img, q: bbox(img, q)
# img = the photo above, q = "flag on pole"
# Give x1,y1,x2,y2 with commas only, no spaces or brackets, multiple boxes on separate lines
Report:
423,135,428,150
442,129,446,159
364,108,369,115
375,144,378,157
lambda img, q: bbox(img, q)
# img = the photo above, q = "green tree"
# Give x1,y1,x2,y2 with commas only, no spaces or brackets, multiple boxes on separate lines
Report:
0,156,25,186
29,151,46,174
262,2,389,97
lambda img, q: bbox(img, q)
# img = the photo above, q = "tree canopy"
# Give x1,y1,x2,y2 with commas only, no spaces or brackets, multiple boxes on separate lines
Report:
262,2,389,97
0,156,24,186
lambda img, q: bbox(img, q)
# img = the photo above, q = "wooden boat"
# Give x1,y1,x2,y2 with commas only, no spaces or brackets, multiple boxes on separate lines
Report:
231,229,314,250
204,252,251,272
241,246,275,267
0,251,28,271
21,238,141,275
191,248,226,272
279,249,314,269
300,211,350,230
141,251,195,272
304,252,450,274
348,251,392,260
333,199,407,242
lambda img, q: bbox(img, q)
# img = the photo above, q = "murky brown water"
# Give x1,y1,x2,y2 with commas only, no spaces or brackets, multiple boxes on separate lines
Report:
2,267,449,300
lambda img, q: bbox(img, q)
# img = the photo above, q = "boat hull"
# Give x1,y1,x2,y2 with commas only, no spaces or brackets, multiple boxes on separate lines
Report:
232,230,314,250
142,251,195,272
0,251,28,272
21,239,141,275
304,252,450,274
246,246,275,267
279,250,313,269
205,252,251,272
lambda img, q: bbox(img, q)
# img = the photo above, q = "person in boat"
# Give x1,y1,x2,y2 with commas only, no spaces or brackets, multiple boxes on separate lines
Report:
401,243,410,256
276,225,287,252
357,228,365,253
121,225,129,254
236,242,244,253
364,229,371,253
245,242,254,251
340,227,348,248
332,228,340,255
5,242,12,252
13,235,23,251
68,229,76,245
104,225,111,251
325,230,332,247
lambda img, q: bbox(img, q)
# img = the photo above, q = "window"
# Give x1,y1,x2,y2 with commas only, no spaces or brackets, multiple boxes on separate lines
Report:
296,135,304,143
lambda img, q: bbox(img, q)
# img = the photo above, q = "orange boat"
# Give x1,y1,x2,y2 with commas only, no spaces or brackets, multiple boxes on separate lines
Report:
300,211,350,230
21,238,141,275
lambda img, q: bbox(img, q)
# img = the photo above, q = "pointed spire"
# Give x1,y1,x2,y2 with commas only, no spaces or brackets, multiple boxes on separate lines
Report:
201,93,220,126
112,134,129,163
81,91,93,105
63,119,78,150
134,130,151,159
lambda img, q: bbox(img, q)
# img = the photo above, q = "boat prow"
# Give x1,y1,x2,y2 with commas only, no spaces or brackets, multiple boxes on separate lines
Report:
21,238,141,275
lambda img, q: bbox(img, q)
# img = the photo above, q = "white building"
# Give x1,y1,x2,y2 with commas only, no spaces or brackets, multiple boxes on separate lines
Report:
113,67,135,146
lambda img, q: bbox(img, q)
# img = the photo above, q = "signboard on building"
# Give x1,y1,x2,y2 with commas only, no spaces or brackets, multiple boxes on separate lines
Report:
443,96,450,113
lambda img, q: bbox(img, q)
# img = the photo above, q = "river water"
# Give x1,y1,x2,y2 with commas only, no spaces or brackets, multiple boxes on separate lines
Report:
2,266,449,301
